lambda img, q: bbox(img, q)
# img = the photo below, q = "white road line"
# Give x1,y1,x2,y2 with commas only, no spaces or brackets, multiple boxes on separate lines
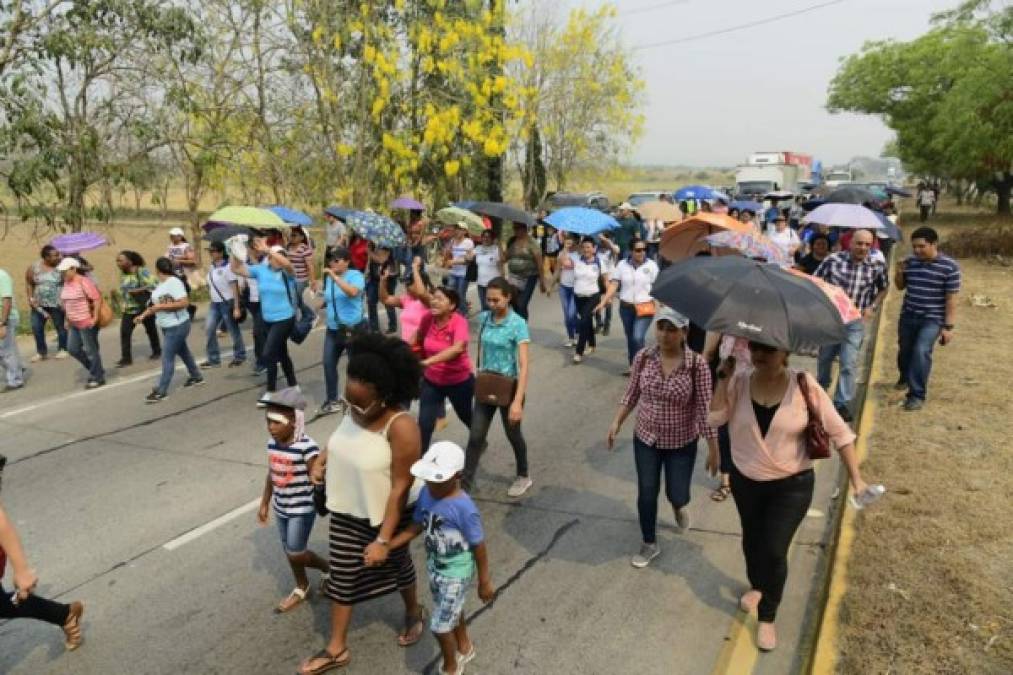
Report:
163,498,261,551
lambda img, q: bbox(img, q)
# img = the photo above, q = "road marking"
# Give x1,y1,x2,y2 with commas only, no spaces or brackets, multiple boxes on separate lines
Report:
162,498,261,551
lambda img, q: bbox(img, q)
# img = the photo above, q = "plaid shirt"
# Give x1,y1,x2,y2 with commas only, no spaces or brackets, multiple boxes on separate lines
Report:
814,251,888,312
620,346,716,448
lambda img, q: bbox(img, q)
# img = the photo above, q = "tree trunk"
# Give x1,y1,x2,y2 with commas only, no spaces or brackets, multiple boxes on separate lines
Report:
995,172,1011,216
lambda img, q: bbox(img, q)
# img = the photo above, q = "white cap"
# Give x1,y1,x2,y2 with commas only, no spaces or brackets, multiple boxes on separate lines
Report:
410,441,465,483
56,257,80,272
269,244,287,255
618,202,634,211
168,227,185,237
655,305,690,329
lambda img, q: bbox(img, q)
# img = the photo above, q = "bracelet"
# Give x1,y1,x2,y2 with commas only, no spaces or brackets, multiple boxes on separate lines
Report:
375,536,390,546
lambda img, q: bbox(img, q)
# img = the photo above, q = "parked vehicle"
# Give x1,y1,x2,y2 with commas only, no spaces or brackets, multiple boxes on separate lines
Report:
542,191,610,212
824,169,853,187
734,150,811,198
626,191,670,207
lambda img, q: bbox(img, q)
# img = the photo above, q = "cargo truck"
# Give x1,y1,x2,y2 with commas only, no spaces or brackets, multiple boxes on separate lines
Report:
734,151,812,198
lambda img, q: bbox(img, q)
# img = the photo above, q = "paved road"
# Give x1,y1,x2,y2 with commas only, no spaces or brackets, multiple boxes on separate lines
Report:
0,290,847,674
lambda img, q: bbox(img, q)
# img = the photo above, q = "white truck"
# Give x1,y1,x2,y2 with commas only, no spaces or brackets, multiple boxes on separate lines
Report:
824,169,854,187
734,151,811,199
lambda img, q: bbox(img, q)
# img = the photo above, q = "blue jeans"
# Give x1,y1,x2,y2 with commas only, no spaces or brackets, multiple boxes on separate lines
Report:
558,285,577,340
618,302,653,365
817,319,865,408
447,274,469,315
1,314,24,387
322,324,362,402
511,275,538,321
67,325,104,382
157,321,200,394
897,312,942,402
418,375,475,450
365,278,397,333
275,511,316,555
30,306,67,356
205,301,246,364
633,436,698,543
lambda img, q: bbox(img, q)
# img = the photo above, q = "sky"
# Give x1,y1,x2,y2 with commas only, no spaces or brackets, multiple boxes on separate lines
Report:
574,0,957,167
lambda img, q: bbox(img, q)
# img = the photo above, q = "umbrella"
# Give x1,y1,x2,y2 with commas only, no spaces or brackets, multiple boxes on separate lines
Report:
764,190,795,201
660,213,755,261
202,225,254,243
787,269,862,324
207,206,286,228
823,186,880,205
345,211,407,248
674,185,729,202
543,207,619,236
650,256,846,354
50,232,108,255
729,200,763,213
635,200,682,223
454,201,534,227
391,196,425,211
324,205,357,221
885,186,912,198
435,206,486,234
803,203,884,230
266,205,313,227
874,212,903,241
705,230,791,266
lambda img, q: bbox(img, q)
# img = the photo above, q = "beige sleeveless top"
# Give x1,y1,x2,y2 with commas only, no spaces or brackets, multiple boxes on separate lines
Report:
325,411,419,526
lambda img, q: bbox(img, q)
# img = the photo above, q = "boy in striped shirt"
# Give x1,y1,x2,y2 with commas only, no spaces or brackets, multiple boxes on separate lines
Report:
256,388,329,612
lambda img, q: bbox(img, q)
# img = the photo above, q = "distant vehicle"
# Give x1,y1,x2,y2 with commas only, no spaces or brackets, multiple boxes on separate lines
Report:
542,191,610,213
626,191,670,207
825,169,853,187
734,150,811,198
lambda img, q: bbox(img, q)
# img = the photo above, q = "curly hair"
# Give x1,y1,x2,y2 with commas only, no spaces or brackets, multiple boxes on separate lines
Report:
119,250,146,267
346,333,422,408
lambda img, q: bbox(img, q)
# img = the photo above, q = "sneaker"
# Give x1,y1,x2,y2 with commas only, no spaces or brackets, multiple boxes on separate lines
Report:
903,398,924,412
30,354,46,363
54,350,69,360
507,476,533,498
602,326,611,337
199,360,221,369
256,393,269,409
227,359,245,368
563,339,575,348
183,376,205,388
85,379,105,390
674,507,691,532
631,543,660,569
251,366,266,376
145,390,167,403
572,354,583,364
115,359,132,368
2,383,25,393
318,400,343,416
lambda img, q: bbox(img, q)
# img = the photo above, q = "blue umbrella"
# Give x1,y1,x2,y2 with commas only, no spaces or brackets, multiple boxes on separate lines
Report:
345,212,407,248
729,200,763,213
675,185,727,201
266,205,313,227
544,207,619,236
324,205,358,221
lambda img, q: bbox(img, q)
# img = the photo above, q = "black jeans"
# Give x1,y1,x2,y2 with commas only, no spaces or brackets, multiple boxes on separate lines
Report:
730,464,814,622
511,275,538,321
120,310,160,361
633,436,698,543
575,293,600,356
0,583,70,625
463,401,528,489
244,300,266,369
418,375,474,450
263,317,297,391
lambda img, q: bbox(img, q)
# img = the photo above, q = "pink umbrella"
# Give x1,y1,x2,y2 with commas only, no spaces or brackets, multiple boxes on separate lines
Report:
390,196,425,210
50,232,108,255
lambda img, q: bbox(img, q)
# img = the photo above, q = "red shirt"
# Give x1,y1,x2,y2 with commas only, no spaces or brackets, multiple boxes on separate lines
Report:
349,238,368,271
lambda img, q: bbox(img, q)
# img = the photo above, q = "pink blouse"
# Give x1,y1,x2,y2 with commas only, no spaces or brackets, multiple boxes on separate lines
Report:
708,368,856,481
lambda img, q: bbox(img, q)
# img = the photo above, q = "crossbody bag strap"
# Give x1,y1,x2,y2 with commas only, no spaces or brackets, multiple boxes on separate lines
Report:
207,266,227,302
476,314,490,372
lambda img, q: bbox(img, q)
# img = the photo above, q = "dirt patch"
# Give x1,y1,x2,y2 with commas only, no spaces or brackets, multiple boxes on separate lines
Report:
835,211,1013,673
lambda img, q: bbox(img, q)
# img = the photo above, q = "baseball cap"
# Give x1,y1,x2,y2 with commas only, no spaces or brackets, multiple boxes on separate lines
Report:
169,226,185,237
655,305,689,329
257,386,307,411
411,441,465,483
56,257,80,272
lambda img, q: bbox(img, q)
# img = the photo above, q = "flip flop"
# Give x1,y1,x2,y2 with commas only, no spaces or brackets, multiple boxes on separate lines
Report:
298,648,350,674
275,586,309,614
398,607,428,647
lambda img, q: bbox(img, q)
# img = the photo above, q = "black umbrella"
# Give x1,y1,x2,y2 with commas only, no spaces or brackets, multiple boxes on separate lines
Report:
823,186,880,205
202,224,254,242
885,186,912,198
453,201,534,227
650,256,845,354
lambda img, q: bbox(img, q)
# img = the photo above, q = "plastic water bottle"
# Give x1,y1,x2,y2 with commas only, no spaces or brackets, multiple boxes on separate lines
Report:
850,484,886,510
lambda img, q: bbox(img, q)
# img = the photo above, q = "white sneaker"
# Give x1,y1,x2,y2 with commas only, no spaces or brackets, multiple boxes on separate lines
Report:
507,476,533,498
54,350,70,360
563,339,575,348
631,543,660,568
572,354,582,364
30,354,46,363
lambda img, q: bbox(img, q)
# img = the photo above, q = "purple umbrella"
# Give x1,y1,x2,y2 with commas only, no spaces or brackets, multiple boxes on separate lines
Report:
50,232,108,255
390,196,425,211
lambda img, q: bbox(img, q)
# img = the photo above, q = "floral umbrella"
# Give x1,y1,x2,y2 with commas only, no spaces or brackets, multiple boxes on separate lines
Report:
787,268,862,324
705,230,791,266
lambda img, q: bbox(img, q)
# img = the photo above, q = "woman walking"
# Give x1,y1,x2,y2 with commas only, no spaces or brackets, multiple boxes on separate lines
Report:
115,251,160,367
597,239,659,371
571,238,606,364
58,258,106,389
231,240,298,401
135,258,204,402
318,248,366,416
553,233,579,348
709,341,871,651
504,223,546,320
201,241,246,369
474,229,503,312
25,245,68,362
286,226,318,324
606,308,719,568
365,243,398,334
166,226,198,320
463,277,533,498
444,223,475,315
300,335,427,674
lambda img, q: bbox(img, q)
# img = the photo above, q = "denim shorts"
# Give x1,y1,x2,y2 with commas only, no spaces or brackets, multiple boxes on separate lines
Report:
428,570,473,633
276,511,316,555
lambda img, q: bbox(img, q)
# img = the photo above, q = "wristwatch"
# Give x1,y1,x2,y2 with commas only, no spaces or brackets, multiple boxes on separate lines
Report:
375,536,390,547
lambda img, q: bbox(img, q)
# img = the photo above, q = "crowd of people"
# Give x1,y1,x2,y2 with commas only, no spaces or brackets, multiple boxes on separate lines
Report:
0,192,962,671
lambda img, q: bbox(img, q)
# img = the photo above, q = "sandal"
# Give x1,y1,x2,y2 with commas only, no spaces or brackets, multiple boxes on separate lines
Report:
275,585,309,614
298,648,350,674
62,601,84,651
398,607,428,647
710,485,732,502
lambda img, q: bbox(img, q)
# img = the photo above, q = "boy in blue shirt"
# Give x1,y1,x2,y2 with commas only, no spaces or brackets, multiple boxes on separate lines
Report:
387,442,494,675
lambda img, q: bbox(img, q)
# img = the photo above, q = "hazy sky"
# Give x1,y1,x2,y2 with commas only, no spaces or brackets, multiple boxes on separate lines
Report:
575,0,957,167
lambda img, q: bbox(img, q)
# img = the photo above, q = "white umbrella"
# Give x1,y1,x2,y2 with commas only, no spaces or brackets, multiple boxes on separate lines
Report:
803,203,884,230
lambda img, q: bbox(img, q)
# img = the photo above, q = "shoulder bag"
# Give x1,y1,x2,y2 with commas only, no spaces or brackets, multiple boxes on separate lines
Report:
473,315,517,407
207,267,246,324
82,279,113,329
284,273,313,344
796,372,831,460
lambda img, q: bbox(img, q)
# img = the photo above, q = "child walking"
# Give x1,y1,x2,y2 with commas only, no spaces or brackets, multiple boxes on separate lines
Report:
385,442,494,675
256,387,329,613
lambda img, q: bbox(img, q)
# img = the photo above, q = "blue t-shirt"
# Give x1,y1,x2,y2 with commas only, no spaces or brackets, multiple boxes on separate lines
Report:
413,486,484,579
901,254,961,320
324,270,365,329
247,261,295,323
476,309,530,378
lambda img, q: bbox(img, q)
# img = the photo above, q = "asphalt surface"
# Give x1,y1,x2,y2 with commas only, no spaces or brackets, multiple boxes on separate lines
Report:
0,289,849,674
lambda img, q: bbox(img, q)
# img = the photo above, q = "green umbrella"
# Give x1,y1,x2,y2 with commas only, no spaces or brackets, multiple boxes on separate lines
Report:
207,206,286,228
435,206,486,234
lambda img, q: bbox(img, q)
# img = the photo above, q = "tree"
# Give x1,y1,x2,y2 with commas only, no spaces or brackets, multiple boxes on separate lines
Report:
828,1,1013,214
522,123,546,209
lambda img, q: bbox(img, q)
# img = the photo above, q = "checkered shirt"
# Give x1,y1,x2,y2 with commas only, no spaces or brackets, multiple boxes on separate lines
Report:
814,251,889,312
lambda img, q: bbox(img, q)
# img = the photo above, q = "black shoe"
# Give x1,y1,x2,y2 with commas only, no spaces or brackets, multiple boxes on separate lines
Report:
115,359,132,368
903,398,924,411
146,390,166,403
199,360,221,369
835,405,853,423
183,376,206,388
149,351,162,360
227,359,245,368
602,326,611,337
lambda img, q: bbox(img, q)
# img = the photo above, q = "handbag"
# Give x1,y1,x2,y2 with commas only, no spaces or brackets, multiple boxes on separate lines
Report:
796,372,831,460
474,315,517,407
284,274,314,344
83,280,113,329
634,301,655,317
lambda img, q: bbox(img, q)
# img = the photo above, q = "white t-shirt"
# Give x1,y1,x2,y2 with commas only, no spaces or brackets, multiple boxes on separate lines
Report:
151,276,189,329
207,262,238,302
449,237,475,278
474,245,501,287
613,258,659,304
767,227,800,257
559,251,577,288
572,255,603,296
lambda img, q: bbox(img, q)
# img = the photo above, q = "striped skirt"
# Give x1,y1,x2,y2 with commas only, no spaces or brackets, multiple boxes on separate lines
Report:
323,510,416,605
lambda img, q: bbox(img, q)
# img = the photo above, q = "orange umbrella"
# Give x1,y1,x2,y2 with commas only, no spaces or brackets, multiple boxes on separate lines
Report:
786,268,862,324
660,213,755,261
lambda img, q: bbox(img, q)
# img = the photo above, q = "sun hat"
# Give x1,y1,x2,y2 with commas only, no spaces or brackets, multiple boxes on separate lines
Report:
56,257,80,272
410,441,466,483
169,226,185,237
655,305,689,329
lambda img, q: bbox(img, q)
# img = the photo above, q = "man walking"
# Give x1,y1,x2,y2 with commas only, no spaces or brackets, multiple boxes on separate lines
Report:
893,227,960,411
917,186,935,222
0,267,25,392
815,229,889,421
